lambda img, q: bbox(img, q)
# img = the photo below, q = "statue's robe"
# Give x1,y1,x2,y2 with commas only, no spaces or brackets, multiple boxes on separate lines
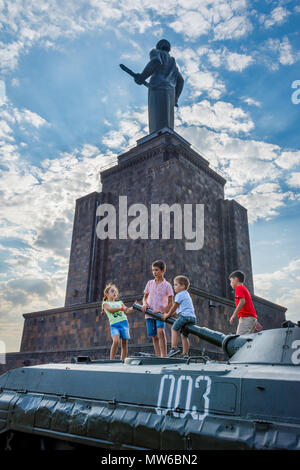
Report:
145,49,184,134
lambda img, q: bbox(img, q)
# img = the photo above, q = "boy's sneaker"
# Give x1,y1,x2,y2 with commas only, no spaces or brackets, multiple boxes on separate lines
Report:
183,354,189,360
168,347,181,357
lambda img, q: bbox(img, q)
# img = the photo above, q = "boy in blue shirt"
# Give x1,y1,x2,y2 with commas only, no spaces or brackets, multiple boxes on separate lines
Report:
162,275,196,358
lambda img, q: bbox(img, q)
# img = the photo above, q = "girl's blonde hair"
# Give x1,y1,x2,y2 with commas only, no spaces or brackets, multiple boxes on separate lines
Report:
102,283,119,302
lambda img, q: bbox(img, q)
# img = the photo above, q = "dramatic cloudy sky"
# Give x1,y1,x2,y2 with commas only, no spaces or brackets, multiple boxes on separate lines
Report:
0,0,299,352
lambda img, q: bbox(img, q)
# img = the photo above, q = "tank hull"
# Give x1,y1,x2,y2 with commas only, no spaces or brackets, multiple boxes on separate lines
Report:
0,359,299,450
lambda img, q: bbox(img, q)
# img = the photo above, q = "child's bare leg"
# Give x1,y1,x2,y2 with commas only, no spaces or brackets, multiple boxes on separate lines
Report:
152,335,161,356
171,329,180,348
181,334,190,355
120,339,128,361
110,335,120,360
157,328,167,357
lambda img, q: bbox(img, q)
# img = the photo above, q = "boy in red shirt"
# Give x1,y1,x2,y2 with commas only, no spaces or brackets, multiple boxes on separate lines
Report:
229,270,258,335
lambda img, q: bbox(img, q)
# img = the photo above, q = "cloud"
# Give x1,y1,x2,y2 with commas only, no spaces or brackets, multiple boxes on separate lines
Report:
34,218,72,258
0,100,49,152
173,47,226,99
5,278,54,302
254,257,300,323
260,6,290,29
187,69,226,99
173,44,254,102
119,12,156,34
99,98,299,225
178,100,254,134
120,39,144,62
100,96,298,225
0,272,67,352
277,36,296,66
0,120,14,141
169,1,252,41
265,36,299,68
0,41,24,72
14,108,49,129
243,97,261,107
234,183,292,223
213,14,252,40
225,51,254,71
0,0,255,73
176,124,297,222
202,47,255,72
286,172,300,188
11,78,20,87
0,125,117,352
0,96,117,294
170,10,211,39
102,106,148,150
276,151,300,170
0,80,6,106
0,1,122,72
0,146,115,249
0,109,118,350
0,99,118,270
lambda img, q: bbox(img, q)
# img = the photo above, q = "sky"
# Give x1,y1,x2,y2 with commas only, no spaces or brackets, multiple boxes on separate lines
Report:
0,0,299,352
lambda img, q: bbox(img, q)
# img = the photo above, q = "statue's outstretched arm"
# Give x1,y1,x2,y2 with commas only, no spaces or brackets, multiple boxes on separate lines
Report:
134,58,161,85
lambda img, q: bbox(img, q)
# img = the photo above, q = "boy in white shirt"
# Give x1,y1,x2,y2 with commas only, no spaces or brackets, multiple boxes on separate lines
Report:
162,275,196,358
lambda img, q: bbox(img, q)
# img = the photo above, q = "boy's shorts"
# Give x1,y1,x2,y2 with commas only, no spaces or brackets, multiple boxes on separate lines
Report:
146,318,165,337
172,315,196,337
110,320,130,339
237,316,257,335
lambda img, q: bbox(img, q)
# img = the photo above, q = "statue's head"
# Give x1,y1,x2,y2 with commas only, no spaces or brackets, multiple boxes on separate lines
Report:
156,39,171,52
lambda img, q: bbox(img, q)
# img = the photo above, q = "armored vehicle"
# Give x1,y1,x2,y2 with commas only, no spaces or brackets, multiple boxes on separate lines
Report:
0,304,299,450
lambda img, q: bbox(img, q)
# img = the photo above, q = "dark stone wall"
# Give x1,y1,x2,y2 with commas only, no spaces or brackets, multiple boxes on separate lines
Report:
21,292,230,355
99,156,226,297
64,130,257,306
19,288,286,354
64,192,102,306
218,199,254,298
253,295,287,330
85,131,230,301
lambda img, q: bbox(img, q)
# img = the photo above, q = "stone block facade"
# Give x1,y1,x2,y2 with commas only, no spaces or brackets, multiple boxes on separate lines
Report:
65,130,256,305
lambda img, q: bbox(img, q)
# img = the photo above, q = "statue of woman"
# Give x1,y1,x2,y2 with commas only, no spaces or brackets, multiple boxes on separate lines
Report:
134,39,184,134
